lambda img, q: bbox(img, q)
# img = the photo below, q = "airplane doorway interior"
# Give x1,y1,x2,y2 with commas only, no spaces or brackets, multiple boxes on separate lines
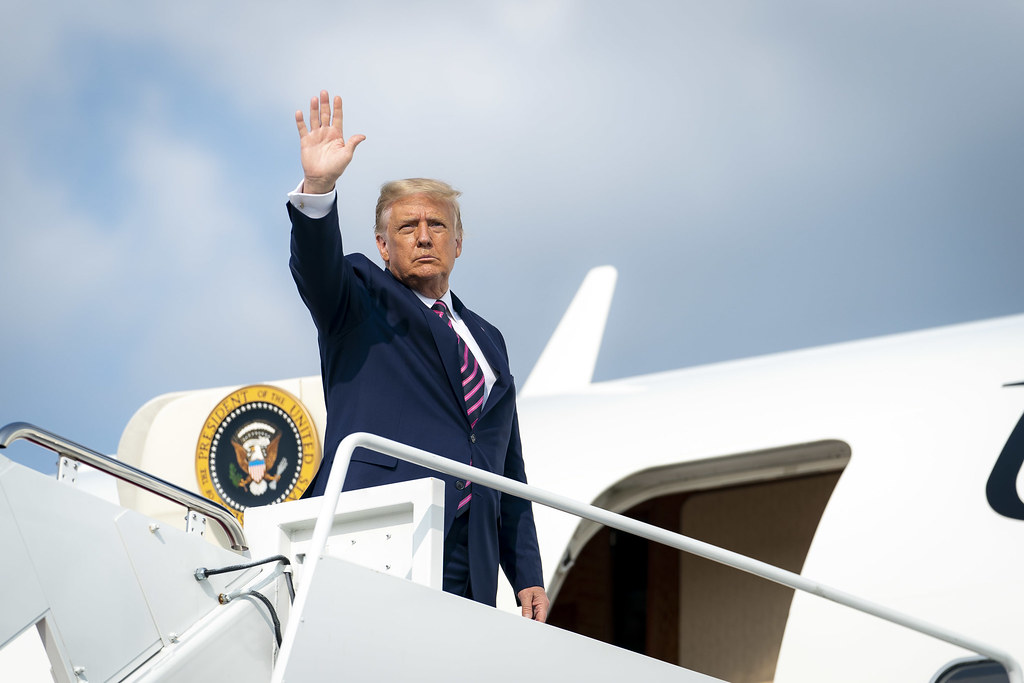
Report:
547,442,848,683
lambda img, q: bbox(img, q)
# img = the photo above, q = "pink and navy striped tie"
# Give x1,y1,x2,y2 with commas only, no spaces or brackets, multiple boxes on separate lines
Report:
432,300,481,513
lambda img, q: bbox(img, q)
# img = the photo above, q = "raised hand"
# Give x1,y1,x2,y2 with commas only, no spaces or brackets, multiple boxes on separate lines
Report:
295,90,366,194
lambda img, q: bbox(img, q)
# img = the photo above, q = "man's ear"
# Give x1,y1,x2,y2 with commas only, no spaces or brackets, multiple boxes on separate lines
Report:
455,237,462,259
375,234,389,265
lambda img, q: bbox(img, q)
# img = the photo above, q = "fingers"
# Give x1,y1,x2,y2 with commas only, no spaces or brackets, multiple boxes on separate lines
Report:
319,90,331,127
333,95,345,133
529,591,549,623
517,586,550,623
306,91,339,132
301,91,329,135
296,90,365,150
533,602,548,623
309,93,326,130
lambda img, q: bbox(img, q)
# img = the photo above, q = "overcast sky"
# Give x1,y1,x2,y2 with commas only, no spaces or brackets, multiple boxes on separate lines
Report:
2,1,1023,472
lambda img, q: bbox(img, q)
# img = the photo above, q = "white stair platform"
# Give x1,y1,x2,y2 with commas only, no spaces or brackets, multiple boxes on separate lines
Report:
278,554,723,683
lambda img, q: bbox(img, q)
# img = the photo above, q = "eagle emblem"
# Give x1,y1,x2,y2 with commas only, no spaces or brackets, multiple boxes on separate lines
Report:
196,385,322,521
231,421,285,496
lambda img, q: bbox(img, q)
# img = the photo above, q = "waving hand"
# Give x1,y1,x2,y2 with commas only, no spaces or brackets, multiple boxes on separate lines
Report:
295,90,366,194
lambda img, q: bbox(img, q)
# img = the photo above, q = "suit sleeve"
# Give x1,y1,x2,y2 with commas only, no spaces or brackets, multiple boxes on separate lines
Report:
287,199,366,338
498,408,545,594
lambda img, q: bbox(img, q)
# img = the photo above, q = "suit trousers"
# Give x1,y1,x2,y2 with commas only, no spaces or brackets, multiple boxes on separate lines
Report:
442,511,472,599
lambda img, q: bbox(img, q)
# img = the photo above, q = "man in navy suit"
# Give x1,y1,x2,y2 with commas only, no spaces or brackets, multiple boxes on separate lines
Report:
288,90,548,620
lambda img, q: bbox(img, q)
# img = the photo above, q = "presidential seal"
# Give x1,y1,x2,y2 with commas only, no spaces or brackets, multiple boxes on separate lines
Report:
196,385,321,522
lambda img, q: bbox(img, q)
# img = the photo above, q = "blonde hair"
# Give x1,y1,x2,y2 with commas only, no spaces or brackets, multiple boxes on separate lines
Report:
374,178,463,239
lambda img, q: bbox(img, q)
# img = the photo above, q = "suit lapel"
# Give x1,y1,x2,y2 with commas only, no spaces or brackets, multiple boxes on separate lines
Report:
384,269,499,427
453,295,512,416
420,303,470,422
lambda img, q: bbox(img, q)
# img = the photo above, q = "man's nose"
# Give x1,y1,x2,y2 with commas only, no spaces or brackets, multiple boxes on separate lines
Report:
414,221,433,246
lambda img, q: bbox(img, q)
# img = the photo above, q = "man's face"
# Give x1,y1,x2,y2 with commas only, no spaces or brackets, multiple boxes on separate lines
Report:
376,194,462,299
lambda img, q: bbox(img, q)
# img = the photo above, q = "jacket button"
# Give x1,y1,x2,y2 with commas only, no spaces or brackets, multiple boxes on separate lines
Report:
469,433,476,444
455,480,465,490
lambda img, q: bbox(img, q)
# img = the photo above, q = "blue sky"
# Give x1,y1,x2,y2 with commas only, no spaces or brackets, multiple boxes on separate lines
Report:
2,1,1023,472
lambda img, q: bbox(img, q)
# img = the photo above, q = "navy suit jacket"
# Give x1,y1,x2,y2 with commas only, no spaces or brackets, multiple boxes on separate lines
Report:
288,200,543,605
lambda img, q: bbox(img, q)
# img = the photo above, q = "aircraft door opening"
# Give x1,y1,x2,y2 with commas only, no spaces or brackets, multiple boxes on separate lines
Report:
547,441,849,683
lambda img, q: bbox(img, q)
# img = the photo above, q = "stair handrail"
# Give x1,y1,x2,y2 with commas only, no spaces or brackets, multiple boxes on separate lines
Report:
275,431,1022,683
0,421,248,551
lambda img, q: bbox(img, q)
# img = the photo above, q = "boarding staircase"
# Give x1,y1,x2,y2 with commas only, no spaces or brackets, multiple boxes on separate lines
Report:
0,422,1018,682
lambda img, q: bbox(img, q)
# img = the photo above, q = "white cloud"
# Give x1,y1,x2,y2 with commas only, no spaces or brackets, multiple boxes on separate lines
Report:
0,166,123,339
0,76,314,384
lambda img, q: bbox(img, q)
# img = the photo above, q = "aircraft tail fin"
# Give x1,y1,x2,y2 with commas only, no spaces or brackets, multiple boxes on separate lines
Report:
521,265,617,397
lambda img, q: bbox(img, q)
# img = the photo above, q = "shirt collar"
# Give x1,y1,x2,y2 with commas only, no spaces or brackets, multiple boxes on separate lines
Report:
414,289,459,322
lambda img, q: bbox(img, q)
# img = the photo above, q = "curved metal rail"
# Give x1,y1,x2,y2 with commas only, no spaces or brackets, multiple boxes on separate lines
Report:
275,431,1022,683
0,421,248,551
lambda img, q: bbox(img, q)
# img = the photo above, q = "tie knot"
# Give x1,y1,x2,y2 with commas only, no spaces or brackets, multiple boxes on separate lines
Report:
431,300,450,318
